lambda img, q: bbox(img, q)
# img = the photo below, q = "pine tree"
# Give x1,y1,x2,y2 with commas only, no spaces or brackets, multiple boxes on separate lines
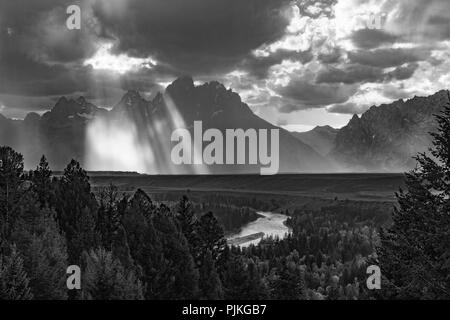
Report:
151,205,199,299
242,259,269,299
121,189,158,261
221,254,249,299
82,248,144,300
30,155,53,208
97,184,122,250
378,97,450,299
199,249,223,300
0,146,25,239
175,195,195,238
0,244,33,300
221,254,270,300
270,250,305,300
194,212,227,268
54,159,99,263
10,197,68,300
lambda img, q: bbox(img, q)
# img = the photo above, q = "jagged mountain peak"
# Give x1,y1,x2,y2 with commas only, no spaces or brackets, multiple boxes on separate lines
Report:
332,89,450,171
166,76,195,93
40,95,105,126
124,89,142,99
55,96,69,106
120,90,145,105
24,112,41,124
76,96,87,105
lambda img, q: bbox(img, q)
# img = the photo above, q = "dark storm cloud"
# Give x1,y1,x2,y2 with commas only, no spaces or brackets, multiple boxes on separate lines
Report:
0,0,101,105
0,50,91,97
275,78,357,112
386,63,419,81
92,0,292,75
279,103,301,114
316,62,419,85
318,47,342,64
427,14,450,39
350,29,399,49
316,64,384,84
0,0,97,64
348,48,430,68
240,49,313,79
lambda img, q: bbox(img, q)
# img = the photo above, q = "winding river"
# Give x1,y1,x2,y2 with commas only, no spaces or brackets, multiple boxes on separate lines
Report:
227,212,292,247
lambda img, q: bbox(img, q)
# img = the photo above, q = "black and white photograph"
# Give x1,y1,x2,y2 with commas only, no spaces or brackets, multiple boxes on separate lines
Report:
0,0,449,307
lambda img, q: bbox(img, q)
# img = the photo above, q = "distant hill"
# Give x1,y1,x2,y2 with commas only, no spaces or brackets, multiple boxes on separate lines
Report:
291,125,339,156
331,90,450,171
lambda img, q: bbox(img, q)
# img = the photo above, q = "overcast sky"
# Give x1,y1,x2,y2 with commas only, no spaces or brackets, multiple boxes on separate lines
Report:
1,0,449,131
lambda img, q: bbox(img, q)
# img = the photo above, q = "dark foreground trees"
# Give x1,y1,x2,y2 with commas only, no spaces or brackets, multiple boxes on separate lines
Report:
0,144,393,300
378,96,450,299
0,147,231,300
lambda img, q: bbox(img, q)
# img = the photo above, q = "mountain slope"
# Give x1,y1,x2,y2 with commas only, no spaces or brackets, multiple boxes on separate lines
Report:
291,125,339,156
331,90,450,171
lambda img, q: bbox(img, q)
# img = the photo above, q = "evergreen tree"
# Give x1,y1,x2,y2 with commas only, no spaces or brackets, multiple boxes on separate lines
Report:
97,184,122,250
121,189,163,298
82,248,144,300
25,214,68,300
175,195,195,238
10,195,68,300
194,212,227,268
199,249,223,300
54,159,98,263
221,253,269,300
270,250,305,300
0,244,33,300
30,155,53,208
151,204,199,299
0,146,25,239
378,98,450,299
242,259,269,299
221,254,249,300
111,225,134,270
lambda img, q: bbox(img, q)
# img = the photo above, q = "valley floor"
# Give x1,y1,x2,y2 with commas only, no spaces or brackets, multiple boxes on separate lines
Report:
90,173,405,202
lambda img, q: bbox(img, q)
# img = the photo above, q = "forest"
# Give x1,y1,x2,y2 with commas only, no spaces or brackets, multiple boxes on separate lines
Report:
0,103,449,300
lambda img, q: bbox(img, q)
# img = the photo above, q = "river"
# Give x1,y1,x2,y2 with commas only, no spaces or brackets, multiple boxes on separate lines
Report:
227,212,292,247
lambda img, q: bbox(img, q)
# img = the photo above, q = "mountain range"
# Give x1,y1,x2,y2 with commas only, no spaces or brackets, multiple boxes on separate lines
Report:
291,90,449,172
0,77,331,173
291,126,339,157
0,77,448,173
330,90,449,171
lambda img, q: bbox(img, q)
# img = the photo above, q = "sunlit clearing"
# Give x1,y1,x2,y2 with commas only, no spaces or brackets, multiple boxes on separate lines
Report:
84,43,156,74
